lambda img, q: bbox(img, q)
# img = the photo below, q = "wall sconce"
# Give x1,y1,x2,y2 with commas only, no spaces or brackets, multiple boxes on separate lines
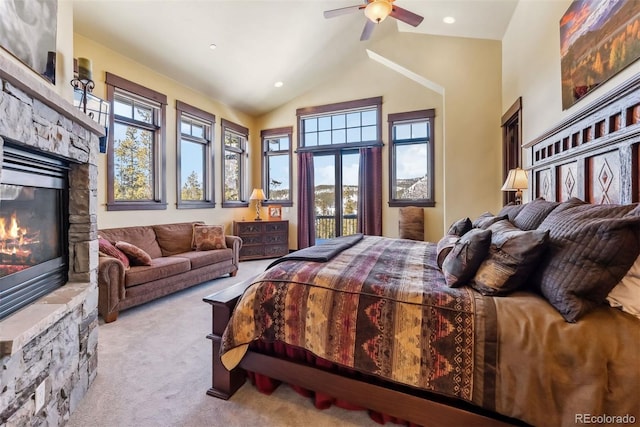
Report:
501,168,529,204
250,188,266,221
71,57,109,153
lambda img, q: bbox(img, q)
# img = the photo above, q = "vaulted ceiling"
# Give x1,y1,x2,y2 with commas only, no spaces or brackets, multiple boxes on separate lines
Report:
72,0,518,116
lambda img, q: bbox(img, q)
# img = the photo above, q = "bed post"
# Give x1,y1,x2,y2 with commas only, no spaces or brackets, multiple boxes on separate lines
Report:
203,278,255,399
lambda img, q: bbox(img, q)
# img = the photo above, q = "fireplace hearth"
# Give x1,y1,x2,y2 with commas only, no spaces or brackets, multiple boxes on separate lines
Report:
0,144,69,320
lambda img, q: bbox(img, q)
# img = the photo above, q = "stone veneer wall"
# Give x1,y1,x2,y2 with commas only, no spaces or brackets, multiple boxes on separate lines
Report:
0,54,103,426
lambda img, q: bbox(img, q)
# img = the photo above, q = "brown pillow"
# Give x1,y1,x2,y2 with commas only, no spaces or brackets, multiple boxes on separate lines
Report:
192,224,227,251
471,220,548,296
472,212,507,229
115,241,153,266
436,234,458,269
533,202,640,322
442,228,492,288
98,237,130,269
497,202,526,223
447,217,472,236
511,198,560,231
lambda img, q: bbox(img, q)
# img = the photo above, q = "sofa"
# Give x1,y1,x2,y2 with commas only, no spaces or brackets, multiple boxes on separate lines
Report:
97,221,241,323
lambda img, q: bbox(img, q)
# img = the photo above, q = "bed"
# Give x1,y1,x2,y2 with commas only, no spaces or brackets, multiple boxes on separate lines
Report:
204,73,640,427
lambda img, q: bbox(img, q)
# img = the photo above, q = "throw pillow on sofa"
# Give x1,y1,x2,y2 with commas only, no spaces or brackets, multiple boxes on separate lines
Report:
192,224,227,251
115,241,153,266
98,237,130,269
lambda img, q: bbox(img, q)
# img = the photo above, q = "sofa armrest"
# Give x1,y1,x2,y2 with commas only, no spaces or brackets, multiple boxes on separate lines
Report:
98,255,127,322
226,235,242,267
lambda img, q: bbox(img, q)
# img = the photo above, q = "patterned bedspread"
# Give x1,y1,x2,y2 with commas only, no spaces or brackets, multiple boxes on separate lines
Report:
221,236,498,407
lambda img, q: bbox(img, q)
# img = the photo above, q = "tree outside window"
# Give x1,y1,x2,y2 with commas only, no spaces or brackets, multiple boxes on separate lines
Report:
222,119,248,207
176,101,215,209
106,72,167,211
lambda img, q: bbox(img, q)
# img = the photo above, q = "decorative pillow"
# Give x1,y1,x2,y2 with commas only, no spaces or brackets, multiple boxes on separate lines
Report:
471,220,549,296
511,198,560,231
442,228,492,288
472,212,507,229
115,241,153,266
436,234,459,269
98,237,130,269
607,254,640,319
497,202,526,223
447,217,472,236
192,224,227,251
534,202,640,322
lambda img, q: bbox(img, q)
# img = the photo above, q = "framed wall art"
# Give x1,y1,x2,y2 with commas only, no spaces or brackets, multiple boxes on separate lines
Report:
0,0,58,83
268,205,282,220
560,0,640,110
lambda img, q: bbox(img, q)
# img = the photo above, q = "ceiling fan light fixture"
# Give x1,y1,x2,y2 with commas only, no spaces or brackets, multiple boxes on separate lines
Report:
364,0,392,24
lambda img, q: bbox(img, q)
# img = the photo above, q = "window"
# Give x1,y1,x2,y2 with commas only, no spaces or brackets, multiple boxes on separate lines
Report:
176,101,215,209
388,109,435,207
261,127,292,207
299,97,382,148
106,72,167,210
221,119,248,207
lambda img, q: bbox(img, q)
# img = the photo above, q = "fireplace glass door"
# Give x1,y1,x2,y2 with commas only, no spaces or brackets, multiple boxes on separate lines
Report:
0,145,68,320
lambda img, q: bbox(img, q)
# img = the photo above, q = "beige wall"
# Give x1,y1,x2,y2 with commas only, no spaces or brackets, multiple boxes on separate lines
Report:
502,0,640,151
258,32,503,246
73,34,257,233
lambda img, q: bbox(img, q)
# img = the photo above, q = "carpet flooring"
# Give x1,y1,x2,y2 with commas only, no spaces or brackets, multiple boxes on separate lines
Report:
67,259,378,427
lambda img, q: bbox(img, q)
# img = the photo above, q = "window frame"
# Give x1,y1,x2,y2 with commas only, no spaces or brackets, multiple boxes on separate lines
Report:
221,118,249,208
106,72,167,211
261,126,293,207
176,100,216,209
388,109,436,208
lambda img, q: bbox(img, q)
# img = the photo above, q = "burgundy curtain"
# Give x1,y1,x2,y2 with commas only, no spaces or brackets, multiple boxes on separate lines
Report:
357,146,382,236
297,152,316,249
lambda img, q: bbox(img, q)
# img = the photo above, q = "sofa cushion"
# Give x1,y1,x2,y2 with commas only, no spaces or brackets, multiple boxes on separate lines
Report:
172,248,233,269
154,222,204,256
534,201,640,322
116,241,153,266
100,226,163,259
192,224,227,250
124,256,191,288
98,237,130,269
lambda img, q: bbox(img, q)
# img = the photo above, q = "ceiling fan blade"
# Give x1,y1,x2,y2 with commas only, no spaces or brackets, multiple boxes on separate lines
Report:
324,5,364,19
390,6,424,27
360,19,376,41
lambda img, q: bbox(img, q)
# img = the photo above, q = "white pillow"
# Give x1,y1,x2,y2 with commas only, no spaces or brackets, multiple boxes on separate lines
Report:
607,254,640,319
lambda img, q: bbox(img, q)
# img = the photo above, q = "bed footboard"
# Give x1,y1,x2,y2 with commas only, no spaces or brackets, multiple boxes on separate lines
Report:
203,277,255,399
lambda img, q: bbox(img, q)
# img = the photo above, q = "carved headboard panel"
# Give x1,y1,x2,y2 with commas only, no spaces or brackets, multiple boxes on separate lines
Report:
524,74,640,204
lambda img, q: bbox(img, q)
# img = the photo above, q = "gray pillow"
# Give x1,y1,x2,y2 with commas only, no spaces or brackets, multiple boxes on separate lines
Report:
472,212,507,229
471,220,549,296
447,217,472,236
511,198,560,231
533,201,640,322
442,228,492,288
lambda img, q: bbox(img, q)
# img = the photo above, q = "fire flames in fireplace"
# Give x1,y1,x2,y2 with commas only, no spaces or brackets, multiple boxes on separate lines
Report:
0,211,40,276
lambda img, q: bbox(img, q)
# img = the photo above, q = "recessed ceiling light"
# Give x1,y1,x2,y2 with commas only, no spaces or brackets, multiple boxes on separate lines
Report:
209,43,217,50
443,16,455,24
274,81,284,88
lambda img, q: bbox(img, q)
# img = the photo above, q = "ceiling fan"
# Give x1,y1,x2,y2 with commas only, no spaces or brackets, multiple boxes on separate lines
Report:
324,0,424,41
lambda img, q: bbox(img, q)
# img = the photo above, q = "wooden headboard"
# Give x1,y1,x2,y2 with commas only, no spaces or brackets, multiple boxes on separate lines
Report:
524,73,640,204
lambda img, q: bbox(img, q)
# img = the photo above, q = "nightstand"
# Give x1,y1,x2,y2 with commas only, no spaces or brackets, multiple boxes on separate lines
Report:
233,220,289,261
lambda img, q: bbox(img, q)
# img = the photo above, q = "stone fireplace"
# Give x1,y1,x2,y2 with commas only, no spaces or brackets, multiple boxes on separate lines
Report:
0,54,102,426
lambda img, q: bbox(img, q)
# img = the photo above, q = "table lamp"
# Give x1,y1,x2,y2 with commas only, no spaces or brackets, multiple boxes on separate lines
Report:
250,188,266,220
501,168,528,204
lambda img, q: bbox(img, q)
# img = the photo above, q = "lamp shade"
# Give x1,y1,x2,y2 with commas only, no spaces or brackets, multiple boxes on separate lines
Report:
250,188,266,201
501,168,528,191
364,0,393,23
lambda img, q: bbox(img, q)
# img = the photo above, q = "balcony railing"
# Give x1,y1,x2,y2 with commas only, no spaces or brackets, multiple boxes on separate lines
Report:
315,214,357,241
